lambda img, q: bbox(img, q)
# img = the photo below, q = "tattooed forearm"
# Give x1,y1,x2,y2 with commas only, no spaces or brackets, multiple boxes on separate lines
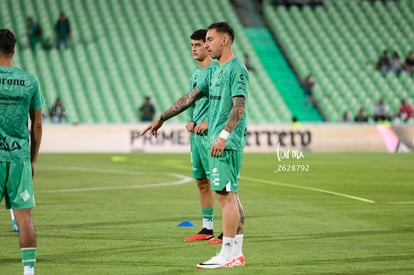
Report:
224,96,246,133
160,89,203,121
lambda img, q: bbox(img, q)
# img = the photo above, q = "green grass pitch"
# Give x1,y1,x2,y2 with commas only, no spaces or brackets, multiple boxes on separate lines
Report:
1,152,414,274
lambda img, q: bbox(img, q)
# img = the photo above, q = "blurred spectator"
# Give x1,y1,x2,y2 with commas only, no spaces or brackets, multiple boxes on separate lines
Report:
377,50,390,75
390,51,403,76
309,0,324,7
138,96,156,122
255,0,263,13
49,97,66,123
404,51,414,74
26,17,43,53
273,0,289,6
341,111,353,123
373,99,391,122
55,12,71,50
302,74,316,108
354,107,369,123
397,98,413,123
244,54,254,71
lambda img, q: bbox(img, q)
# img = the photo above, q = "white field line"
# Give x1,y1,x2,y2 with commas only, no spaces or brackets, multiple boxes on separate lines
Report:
37,166,192,193
242,176,376,204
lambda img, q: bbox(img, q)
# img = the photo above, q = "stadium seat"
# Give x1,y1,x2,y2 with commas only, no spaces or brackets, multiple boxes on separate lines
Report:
264,0,414,122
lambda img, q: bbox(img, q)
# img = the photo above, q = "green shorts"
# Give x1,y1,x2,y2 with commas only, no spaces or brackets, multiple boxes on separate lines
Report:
190,133,210,179
0,161,35,209
209,150,244,192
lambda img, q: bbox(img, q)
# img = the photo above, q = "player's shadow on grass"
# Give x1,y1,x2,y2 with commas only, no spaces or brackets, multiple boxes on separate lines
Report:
248,228,414,243
35,216,189,230
279,253,414,268
0,257,18,265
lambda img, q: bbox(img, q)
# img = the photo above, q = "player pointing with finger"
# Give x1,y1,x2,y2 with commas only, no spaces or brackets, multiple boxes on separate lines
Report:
142,22,247,269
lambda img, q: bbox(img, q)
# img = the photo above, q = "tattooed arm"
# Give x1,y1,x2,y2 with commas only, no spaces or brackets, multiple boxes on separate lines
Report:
210,96,246,157
223,96,246,133
141,88,204,137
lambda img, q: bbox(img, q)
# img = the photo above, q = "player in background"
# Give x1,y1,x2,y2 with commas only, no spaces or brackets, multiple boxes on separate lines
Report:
142,22,247,269
0,29,43,275
184,29,220,243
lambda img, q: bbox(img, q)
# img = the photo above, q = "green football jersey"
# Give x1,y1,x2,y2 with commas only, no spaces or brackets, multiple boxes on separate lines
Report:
187,60,218,124
0,66,44,162
198,57,248,151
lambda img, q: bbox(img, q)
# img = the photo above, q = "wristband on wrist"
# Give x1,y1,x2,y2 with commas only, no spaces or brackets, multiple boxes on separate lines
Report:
219,130,230,140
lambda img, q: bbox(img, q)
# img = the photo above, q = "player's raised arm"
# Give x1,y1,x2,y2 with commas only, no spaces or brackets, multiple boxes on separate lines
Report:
141,88,205,137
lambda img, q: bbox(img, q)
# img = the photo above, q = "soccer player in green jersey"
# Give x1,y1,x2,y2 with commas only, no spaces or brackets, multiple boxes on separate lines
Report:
0,29,43,275
184,29,220,243
142,22,247,269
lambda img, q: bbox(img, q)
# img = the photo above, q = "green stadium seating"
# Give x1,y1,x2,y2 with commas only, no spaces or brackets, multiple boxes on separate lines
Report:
264,0,414,122
1,0,291,124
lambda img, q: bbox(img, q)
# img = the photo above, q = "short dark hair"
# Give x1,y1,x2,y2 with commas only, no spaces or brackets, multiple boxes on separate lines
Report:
207,22,235,42
190,29,207,42
0,29,16,55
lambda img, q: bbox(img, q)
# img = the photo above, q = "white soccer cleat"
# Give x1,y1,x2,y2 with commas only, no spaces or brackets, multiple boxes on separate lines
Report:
196,254,234,269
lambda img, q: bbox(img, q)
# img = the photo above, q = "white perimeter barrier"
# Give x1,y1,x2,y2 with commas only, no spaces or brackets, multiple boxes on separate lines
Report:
40,123,414,153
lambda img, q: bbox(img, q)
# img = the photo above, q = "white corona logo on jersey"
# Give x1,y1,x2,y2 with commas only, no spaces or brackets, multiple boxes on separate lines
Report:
0,78,26,86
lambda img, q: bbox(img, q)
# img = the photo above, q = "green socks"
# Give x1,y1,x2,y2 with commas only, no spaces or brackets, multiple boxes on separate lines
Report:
21,247,36,268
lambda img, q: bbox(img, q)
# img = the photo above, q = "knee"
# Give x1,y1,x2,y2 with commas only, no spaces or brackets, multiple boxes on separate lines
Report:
14,209,33,227
196,178,210,192
216,192,236,207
